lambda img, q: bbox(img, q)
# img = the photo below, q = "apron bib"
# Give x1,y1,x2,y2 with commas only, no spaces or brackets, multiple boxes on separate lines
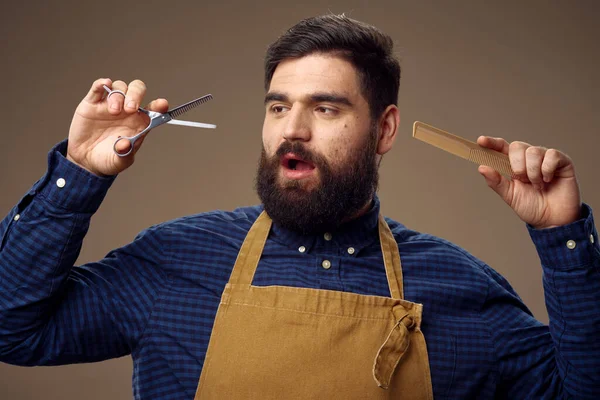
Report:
195,211,433,399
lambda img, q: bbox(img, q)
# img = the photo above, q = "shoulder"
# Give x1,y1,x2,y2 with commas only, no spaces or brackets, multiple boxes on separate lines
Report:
384,216,518,314
143,205,264,243
384,217,481,259
384,216,490,277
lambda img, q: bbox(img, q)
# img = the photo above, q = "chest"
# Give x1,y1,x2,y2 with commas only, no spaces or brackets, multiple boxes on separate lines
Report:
133,243,495,399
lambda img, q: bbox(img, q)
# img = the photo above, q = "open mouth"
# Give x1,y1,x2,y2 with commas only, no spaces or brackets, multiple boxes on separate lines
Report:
281,153,316,172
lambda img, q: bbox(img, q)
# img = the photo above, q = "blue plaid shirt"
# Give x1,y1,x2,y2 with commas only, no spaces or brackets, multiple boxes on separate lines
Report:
1,141,599,399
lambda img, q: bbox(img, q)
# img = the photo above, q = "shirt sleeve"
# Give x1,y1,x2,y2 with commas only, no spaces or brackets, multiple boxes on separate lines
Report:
482,204,600,399
0,141,165,365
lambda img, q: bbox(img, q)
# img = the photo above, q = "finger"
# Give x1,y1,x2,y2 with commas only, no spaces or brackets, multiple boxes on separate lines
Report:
84,78,113,103
145,98,169,113
132,133,147,153
525,146,546,189
478,165,512,204
107,80,128,115
477,136,509,155
508,141,531,182
114,136,133,155
541,148,573,182
124,79,147,114
115,131,148,158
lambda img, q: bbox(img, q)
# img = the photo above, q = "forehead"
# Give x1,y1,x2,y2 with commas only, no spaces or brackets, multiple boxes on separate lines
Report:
269,54,364,100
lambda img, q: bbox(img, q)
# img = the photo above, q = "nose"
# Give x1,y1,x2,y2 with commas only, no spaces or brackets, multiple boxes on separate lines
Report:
282,106,311,142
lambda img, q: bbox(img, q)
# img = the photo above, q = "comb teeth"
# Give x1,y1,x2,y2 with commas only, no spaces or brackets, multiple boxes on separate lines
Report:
169,94,213,118
468,148,515,178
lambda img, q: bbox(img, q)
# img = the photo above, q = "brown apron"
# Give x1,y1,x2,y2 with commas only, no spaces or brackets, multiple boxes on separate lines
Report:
194,211,433,399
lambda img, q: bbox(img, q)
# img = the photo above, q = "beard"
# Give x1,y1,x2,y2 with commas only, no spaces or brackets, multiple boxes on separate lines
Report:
255,128,379,235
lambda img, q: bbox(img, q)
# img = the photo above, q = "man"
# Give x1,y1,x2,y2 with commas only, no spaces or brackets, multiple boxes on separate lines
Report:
0,14,598,400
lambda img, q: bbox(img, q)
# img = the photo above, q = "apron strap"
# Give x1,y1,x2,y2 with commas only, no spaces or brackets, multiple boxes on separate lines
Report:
372,304,419,389
229,211,404,299
378,214,404,300
228,211,272,286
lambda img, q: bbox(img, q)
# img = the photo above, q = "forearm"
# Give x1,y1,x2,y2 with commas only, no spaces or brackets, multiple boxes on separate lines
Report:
530,204,600,397
0,140,115,363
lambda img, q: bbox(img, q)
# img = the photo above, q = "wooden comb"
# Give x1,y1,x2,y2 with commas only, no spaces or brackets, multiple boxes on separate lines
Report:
412,121,515,179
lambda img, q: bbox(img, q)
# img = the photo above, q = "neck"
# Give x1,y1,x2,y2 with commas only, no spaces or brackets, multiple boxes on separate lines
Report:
340,196,375,225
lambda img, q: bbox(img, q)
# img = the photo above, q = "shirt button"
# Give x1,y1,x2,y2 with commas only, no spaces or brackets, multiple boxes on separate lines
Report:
324,232,332,241
56,178,66,188
347,247,355,255
298,246,306,253
13,214,20,221
591,235,595,244
322,260,331,270
566,240,576,250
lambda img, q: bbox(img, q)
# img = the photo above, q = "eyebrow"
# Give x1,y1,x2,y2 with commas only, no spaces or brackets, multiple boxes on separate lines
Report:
264,91,354,107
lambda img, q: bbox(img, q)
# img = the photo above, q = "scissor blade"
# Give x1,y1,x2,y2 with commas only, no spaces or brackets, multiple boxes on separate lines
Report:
168,94,213,118
167,119,217,129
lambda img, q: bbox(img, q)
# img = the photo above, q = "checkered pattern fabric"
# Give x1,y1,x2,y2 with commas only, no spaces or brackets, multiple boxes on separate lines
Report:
1,141,598,399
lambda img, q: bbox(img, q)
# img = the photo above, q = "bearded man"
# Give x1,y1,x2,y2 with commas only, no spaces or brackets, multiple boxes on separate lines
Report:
0,14,598,400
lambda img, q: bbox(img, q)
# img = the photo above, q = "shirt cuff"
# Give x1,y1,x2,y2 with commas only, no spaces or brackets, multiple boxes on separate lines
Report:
527,203,599,270
34,140,117,214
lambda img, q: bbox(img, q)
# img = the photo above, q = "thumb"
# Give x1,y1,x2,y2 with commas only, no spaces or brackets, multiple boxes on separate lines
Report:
478,165,512,204
146,98,169,113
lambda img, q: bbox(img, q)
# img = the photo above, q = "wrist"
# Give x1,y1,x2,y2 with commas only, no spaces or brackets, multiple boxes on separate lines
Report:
65,152,105,177
531,204,584,230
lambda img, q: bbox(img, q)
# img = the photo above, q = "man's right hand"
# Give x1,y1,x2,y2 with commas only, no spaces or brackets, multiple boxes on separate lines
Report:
67,78,169,177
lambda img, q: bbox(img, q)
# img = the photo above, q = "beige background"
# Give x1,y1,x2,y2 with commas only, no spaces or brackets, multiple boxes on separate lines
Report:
0,0,598,398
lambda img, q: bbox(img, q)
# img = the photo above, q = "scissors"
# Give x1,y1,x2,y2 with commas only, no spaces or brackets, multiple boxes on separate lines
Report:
103,85,216,157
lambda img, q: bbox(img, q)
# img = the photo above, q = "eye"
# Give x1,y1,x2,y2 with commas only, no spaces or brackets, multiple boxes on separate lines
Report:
270,105,289,113
316,106,337,115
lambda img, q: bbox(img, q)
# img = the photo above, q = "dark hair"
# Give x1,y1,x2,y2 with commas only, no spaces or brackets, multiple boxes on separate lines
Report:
264,14,400,119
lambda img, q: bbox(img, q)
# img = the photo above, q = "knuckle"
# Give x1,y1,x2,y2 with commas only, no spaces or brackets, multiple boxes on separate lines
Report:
525,146,544,157
509,161,525,174
546,148,560,159
541,162,554,173
508,150,523,164
129,79,147,92
526,162,539,173
112,80,127,89
512,166,526,175
510,140,528,149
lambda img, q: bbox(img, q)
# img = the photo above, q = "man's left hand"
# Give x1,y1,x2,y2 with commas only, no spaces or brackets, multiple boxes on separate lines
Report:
476,136,582,229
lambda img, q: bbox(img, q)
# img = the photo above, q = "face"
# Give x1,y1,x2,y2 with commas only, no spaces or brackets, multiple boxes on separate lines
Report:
261,54,374,187
256,54,382,234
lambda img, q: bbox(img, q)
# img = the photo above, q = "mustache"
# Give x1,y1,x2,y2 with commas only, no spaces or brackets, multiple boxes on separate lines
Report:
274,141,322,166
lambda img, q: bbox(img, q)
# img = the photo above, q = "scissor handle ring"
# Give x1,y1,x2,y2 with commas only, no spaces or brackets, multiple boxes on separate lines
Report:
107,89,126,100
113,136,135,157
112,113,156,157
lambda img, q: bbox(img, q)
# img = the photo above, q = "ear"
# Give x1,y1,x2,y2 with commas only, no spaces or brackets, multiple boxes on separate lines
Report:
376,105,400,155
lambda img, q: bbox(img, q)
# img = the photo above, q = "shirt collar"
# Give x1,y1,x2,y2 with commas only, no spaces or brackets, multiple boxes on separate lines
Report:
268,196,381,255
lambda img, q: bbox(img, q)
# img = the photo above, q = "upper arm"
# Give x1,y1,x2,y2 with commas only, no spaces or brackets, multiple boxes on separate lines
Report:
1,226,166,366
